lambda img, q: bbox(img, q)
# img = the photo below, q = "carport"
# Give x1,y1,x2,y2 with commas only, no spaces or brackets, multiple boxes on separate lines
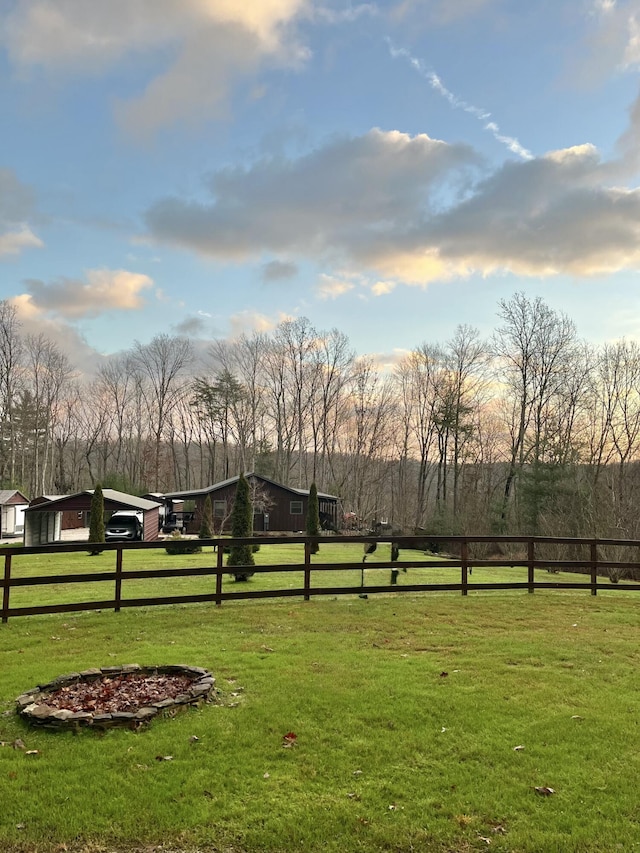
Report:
24,489,162,546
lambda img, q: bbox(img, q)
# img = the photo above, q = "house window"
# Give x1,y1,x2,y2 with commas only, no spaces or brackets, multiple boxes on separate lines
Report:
213,500,226,518
290,500,303,515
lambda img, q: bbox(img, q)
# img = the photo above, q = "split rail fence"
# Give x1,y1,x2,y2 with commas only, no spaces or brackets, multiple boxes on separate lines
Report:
2,534,639,623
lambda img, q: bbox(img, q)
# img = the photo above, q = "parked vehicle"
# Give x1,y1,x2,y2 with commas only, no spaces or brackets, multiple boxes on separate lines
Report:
161,511,195,534
105,511,143,541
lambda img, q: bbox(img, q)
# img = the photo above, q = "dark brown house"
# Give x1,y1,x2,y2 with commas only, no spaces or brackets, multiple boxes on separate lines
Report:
163,474,339,534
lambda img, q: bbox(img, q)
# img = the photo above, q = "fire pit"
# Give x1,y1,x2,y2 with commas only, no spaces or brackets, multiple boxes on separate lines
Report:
16,664,216,729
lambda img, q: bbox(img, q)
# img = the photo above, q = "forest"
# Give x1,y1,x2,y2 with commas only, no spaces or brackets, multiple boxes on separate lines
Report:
2,291,640,540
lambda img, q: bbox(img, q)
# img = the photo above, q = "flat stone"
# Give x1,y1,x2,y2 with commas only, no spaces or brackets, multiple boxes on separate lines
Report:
120,664,141,673
17,693,40,708
190,684,212,697
152,698,176,709
133,707,157,720
69,711,93,722
100,666,125,675
29,704,55,719
92,714,113,723
51,709,75,721
110,712,135,721
40,673,80,689
79,668,103,679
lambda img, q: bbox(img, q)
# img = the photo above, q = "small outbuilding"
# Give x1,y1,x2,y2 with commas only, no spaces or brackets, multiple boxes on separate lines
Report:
24,490,163,546
0,490,29,539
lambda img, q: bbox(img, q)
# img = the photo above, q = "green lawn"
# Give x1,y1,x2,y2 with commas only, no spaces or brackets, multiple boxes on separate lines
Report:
1,570,639,852
1,542,638,852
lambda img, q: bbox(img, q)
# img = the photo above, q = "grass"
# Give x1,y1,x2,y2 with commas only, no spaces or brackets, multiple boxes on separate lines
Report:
1,544,639,852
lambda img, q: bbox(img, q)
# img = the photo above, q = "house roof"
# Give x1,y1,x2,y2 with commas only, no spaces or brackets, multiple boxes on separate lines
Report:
163,473,338,502
25,489,162,513
0,489,29,505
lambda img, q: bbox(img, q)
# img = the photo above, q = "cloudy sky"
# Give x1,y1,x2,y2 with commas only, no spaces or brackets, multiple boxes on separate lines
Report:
2,0,640,368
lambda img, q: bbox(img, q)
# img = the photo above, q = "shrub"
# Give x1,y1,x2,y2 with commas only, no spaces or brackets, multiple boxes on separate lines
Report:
164,531,202,555
306,482,320,554
88,484,105,556
199,495,214,540
227,473,255,581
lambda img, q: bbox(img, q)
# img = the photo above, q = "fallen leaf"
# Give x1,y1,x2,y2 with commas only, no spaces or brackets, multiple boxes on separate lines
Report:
155,755,173,762
282,732,297,747
491,825,507,835
477,835,492,845
25,750,40,756
440,671,449,677
261,645,274,652
388,804,397,811
513,745,525,751
440,727,448,733
353,769,363,776
15,823,25,830
12,739,25,751
189,735,200,743
347,792,360,800
534,786,556,796
571,715,584,721
263,772,270,779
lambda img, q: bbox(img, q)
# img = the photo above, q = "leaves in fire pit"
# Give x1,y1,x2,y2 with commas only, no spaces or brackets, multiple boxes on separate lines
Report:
44,673,195,715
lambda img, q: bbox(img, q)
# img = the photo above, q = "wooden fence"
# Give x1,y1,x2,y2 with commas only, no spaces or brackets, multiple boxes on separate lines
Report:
2,534,639,623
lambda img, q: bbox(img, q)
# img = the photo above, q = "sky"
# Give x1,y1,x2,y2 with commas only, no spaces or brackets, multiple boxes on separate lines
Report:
2,0,640,372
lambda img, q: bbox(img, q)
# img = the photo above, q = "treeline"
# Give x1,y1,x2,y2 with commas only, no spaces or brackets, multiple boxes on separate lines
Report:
2,292,640,539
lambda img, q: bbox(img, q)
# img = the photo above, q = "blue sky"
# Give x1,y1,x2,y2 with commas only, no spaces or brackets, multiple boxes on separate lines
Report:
2,0,640,370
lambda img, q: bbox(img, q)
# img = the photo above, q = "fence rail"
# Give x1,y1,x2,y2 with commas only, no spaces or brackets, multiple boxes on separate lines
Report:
1,534,639,623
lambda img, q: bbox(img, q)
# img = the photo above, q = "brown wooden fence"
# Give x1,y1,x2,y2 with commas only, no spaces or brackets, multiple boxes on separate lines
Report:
2,534,639,623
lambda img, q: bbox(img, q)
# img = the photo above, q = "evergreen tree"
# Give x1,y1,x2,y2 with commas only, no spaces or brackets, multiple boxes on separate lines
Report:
199,494,214,540
88,484,105,556
306,481,320,554
227,473,255,581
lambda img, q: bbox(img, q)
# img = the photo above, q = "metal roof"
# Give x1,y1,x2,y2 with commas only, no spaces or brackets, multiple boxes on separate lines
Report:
163,473,338,501
25,489,162,513
0,489,29,505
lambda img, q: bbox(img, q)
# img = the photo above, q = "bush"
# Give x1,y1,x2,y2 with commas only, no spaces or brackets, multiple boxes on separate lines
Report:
227,473,255,581
164,531,202,555
88,484,105,556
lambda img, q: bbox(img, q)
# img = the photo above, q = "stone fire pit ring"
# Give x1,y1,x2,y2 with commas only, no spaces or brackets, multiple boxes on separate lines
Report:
16,664,216,729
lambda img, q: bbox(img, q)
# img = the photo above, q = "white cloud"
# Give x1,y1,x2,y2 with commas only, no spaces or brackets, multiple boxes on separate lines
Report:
145,127,477,259
228,310,282,338
0,225,43,257
4,0,310,135
0,168,42,258
20,268,154,318
9,294,106,374
144,120,640,286
317,273,355,299
371,280,397,295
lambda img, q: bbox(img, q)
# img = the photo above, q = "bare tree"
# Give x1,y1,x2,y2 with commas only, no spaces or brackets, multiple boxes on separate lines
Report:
130,335,194,490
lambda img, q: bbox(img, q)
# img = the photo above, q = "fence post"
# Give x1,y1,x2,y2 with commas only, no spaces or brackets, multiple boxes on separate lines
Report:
461,540,468,596
114,547,123,613
2,553,11,623
528,540,535,593
304,540,311,601
216,543,224,607
590,542,598,596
